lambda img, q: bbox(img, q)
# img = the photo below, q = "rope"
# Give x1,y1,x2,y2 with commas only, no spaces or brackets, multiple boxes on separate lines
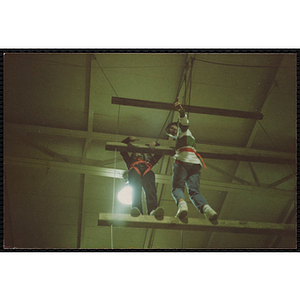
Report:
186,55,195,119
154,57,192,144
92,55,121,249
110,104,121,249
92,55,119,97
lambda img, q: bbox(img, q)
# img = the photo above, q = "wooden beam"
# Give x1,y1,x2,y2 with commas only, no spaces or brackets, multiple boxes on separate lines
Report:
5,156,294,197
6,123,295,163
106,142,175,155
98,213,295,236
111,97,264,120
105,142,295,165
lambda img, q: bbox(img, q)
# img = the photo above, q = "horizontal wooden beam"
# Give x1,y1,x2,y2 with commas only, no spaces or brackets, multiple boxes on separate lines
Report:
106,142,175,155
98,213,295,236
112,97,264,120
6,123,295,163
5,156,294,197
105,142,295,165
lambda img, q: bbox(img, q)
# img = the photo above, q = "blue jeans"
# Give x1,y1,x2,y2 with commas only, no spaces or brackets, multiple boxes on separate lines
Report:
172,161,208,213
128,169,157,214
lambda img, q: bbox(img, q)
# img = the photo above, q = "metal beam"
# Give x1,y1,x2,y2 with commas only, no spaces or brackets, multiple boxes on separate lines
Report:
105,142,295,165
267,200,296,248
205,55,285,248
98,213,295,236
81,138,92,163
205,162,252,185
77,174,85,248
85,55,93,131
82,54,93,163
248,162,261,186
268,174,295,188
111,97,264,120
21,137,69,162
5,156,294,197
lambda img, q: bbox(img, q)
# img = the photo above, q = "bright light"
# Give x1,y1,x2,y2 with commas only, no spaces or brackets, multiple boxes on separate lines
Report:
117,184,133,205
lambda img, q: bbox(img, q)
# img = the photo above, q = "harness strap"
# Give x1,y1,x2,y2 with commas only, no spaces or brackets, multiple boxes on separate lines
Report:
176,147,207,169
129,159,153,177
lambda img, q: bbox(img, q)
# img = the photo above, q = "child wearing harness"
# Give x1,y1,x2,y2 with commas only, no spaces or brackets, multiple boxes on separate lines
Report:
120,136,164,219
166,102,218,224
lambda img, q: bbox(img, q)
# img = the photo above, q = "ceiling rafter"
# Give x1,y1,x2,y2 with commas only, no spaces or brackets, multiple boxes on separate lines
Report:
6,123,294,162
5,156,294,198
20,136,69,162
268,173,295,188
105,142,295,165
77,174,86,248
205,55,285,248
267,200,296,248
248,162,261,186
81,54,93,163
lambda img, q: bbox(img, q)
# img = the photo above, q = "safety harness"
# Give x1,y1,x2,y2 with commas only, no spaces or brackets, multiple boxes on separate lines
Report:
176,147,207,169
129,159,154,177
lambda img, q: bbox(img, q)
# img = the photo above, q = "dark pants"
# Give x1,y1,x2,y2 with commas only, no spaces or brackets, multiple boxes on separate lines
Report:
172,161,208,213
128,169,157,214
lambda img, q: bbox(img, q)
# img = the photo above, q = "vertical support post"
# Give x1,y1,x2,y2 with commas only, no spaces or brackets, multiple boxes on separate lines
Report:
77,174,86,248
82,54,93,163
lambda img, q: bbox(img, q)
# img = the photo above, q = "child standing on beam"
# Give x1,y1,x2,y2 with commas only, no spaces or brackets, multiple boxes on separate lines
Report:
165,102,218,224
120,136,164,220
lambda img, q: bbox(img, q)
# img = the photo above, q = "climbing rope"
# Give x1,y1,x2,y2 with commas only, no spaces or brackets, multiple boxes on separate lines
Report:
95,54,196,249
154,56,194,144
93,55,121,249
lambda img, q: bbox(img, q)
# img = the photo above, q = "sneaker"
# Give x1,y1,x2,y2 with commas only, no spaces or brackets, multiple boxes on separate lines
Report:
150,206,164,220
175,201,188,220
203,205,218,225
131,207,141,217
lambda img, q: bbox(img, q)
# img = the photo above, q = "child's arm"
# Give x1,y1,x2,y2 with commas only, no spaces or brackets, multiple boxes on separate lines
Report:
120,137,138,168
145,141,162,167
174,101,189,131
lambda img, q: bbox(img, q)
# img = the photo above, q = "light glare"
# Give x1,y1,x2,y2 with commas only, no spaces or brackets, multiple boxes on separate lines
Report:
117,185,133,205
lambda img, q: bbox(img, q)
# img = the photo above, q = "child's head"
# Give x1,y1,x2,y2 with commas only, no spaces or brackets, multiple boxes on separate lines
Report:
166,122,178,139
131,153,145,161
